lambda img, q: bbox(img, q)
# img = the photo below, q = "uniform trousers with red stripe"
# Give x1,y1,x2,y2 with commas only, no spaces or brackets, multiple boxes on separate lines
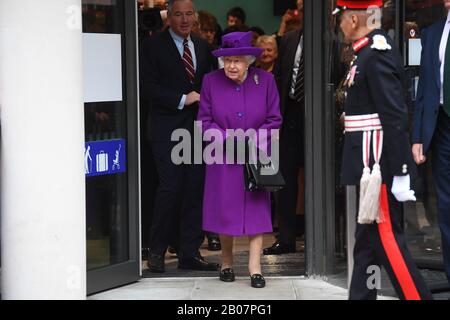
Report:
349,180,433,300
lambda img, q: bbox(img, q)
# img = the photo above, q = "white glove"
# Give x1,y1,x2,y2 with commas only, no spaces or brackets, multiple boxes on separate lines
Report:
391,175,416,202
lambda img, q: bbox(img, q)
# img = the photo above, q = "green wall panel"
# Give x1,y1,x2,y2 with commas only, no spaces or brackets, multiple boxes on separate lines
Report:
195,0,281,35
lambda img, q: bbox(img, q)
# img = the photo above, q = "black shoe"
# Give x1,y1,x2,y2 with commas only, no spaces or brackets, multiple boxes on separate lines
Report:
263,241,296,255
178,256,220,271
207,237,221,251
250,274,266,288
147,253,165,273
219,268,235,282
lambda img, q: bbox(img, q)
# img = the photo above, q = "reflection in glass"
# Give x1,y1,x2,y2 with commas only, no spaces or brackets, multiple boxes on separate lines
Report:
326,0,444,274
82,0,130,270
403,0,445,268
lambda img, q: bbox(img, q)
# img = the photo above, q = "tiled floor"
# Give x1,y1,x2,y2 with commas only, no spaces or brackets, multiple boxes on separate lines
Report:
142,233,306,278
89,277,354,300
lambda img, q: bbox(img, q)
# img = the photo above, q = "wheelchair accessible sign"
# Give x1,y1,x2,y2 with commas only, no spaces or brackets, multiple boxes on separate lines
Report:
85,139,126,177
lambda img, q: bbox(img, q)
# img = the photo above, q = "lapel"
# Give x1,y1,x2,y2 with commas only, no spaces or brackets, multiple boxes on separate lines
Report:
433,19,446,90
162,29,191,81
286,29,303,80
192,36,204,81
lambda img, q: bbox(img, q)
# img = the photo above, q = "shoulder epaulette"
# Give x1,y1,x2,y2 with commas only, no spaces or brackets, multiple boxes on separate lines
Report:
370,34,392,51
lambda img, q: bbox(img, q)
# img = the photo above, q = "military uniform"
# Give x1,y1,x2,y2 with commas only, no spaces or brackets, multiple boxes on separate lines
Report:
336,0,432,300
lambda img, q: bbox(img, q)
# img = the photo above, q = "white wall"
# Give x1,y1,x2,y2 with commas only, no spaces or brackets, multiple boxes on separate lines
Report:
0,0,86,299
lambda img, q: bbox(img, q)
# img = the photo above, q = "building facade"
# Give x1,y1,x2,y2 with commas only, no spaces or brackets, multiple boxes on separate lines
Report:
0,0,446,298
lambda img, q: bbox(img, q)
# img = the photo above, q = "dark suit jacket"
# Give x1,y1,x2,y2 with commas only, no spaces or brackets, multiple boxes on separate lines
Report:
413,19,446,153
139,29,214,141
341,29,415,185
274,29,303,116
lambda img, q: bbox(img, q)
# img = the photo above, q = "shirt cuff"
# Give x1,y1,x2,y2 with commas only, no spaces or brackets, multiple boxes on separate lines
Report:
178,95,187,110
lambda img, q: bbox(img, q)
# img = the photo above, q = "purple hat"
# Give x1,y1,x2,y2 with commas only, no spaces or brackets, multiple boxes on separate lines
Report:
212,31,263,58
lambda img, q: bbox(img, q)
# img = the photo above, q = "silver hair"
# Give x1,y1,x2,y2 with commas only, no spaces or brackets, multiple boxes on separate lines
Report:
167,0,195,13
219,55,256,66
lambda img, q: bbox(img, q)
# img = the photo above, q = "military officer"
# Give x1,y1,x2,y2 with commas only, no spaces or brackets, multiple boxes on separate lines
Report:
335,0,432,300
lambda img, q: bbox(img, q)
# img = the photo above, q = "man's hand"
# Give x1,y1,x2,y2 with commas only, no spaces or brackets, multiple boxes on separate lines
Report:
391,175,416,202
185,91,200,106
412,143,426,165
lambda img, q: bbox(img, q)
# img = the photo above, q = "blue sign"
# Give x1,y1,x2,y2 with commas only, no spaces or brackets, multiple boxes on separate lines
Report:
85,139,126,177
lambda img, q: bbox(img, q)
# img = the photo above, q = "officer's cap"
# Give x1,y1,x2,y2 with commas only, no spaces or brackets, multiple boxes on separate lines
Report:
332,0,383,15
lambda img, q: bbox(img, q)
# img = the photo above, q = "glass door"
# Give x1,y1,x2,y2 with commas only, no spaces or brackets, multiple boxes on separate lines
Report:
82,0,140,295
402,0,445,273
323,0,448,291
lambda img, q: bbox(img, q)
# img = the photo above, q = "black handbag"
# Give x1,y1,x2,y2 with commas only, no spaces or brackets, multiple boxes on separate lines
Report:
244,140,285,192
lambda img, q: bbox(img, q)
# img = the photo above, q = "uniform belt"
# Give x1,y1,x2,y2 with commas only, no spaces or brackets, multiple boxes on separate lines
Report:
344,113,382,132
345,113,385,225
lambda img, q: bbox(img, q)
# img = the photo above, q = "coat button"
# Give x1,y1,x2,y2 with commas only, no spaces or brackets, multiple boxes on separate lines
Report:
402,164,408,174
237,112,243,118
236,86,241,92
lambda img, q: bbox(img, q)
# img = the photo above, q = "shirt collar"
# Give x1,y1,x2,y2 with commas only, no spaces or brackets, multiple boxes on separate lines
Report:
446,10,450,24
169,28,191,43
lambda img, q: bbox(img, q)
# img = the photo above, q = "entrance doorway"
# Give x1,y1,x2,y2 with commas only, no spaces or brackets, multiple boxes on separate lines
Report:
138,0,308,279
83,0,140,295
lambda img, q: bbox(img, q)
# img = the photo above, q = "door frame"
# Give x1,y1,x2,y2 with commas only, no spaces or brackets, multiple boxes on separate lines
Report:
304,0,337,276
87,0,141,295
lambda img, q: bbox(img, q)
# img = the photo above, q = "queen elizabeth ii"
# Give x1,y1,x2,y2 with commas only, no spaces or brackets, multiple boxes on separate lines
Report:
197,31,282,288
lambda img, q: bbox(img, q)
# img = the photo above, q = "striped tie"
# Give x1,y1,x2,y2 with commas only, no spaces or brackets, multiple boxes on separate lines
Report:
292,50,304,102
444,30,450,117
183,39,195,83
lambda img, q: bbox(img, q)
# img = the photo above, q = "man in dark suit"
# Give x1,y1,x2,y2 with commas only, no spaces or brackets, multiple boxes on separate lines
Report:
139,0,218,273
264,1,304,256
412,0,450,285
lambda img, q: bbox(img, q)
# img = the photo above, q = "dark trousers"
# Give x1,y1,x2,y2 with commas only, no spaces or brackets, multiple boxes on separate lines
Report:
149,141,205,261
349,181,432,300
275,98,304,245
431,108,450,283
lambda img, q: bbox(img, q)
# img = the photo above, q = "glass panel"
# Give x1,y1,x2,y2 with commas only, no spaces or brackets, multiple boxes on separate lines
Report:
325,0,399,272
403,0,445,267
82,0,130,270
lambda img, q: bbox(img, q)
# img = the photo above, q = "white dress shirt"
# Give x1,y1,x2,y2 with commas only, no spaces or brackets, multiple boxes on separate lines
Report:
438,11,450,105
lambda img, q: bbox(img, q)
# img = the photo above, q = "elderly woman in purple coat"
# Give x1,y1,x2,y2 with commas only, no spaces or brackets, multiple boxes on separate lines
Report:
197,31,282,288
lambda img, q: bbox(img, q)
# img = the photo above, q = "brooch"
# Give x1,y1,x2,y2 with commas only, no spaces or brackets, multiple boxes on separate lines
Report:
253,74,259,85
371,35,392,51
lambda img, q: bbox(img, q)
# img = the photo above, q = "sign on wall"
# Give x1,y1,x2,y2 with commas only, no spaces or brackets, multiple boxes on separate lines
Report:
85,139,126,177
83,33,123,103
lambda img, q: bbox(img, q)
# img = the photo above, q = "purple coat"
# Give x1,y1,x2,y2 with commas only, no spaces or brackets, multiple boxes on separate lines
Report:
197,67,282,236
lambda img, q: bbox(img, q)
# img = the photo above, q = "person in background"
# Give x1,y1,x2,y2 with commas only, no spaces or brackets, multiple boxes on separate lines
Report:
276,0,303,40
249,26,265,46
412,0,450,286
139,0,218,273
264,1,305,256
197,10,218,47
255,35,278,74
226,6,246,28
198,32,282,288
192,9,221,251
